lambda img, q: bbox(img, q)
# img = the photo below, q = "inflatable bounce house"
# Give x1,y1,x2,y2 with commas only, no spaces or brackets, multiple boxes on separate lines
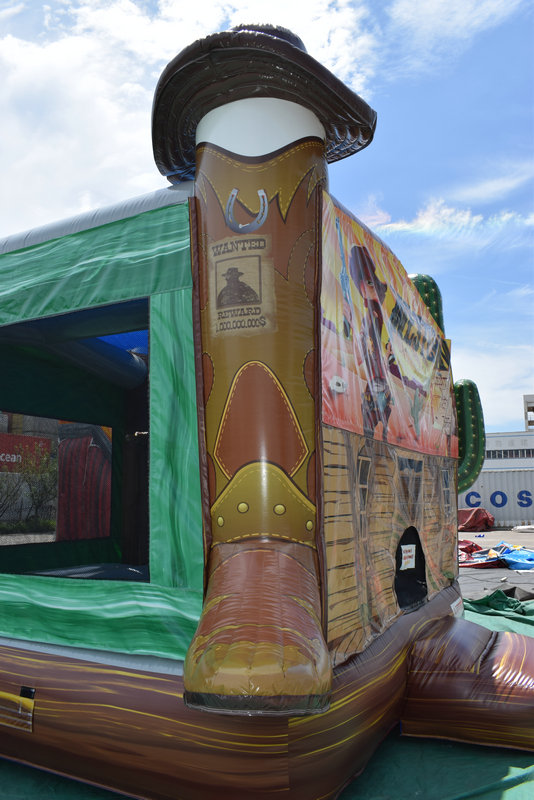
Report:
0,24,532,800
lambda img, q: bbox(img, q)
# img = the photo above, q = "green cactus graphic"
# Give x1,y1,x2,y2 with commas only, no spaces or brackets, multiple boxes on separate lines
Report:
409,273,445,333
410,274,485,492
454,379,486,493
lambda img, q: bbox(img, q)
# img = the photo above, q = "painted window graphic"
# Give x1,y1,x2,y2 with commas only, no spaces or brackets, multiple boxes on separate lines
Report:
0,302,149,580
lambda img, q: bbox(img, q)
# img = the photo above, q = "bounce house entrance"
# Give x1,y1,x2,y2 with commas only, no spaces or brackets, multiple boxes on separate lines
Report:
0,300,150,580
394,526,428,611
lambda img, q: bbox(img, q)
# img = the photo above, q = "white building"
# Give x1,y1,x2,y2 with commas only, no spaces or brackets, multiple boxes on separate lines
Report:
483,430,534,470
458,397,534,526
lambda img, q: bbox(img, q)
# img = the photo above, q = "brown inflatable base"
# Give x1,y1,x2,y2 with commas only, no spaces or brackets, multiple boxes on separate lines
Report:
0,584,532,800
402,614,534,750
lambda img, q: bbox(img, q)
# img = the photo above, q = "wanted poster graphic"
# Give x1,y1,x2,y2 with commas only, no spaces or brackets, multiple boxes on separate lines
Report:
208,234,276,337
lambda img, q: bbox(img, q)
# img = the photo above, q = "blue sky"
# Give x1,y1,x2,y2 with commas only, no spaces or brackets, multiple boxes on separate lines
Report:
1,0,532,432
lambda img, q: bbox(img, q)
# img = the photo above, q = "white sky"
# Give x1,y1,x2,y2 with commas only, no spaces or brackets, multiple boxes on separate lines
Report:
1,0,533,431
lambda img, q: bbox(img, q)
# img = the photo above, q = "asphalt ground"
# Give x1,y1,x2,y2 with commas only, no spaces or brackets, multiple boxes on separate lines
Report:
457,526,534,600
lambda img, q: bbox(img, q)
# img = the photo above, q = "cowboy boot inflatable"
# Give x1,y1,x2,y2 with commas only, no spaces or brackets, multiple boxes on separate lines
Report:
188,123,330,713
153,24,376,714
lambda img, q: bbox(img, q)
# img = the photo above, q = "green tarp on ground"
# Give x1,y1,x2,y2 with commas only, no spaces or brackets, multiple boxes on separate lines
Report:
464,591,534,637
339,731,534,800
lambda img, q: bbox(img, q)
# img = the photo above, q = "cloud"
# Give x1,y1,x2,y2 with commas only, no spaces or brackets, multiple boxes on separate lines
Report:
0,0,381,236
463,286,534,335
448,161,534,205
59,0,378,92
386,0,527,75
452,343,534,430
370,201,533,282
376,199,533,252
353,194,392,227
378,200,483,238
0,4,24,23
477,283,534,307
389,0,524,39
449,283,533,432
0,27,160,237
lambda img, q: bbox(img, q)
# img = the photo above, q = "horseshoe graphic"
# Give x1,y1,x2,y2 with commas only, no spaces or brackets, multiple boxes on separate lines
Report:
225,188,269,233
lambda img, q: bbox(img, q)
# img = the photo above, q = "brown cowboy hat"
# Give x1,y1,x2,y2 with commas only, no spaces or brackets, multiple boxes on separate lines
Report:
222,267,244,279
152,24,377,183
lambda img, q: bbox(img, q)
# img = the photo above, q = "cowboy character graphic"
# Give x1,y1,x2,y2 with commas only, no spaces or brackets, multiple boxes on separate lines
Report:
349,244,397,440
